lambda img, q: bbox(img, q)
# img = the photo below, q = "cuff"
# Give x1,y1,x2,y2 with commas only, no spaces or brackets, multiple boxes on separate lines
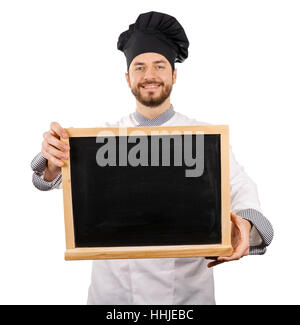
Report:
32,171,62,191
31,152,47,173
31,152,62,191
236,208,274,255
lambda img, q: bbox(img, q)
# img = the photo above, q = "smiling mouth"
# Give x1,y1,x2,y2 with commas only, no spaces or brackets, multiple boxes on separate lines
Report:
141,84,161,90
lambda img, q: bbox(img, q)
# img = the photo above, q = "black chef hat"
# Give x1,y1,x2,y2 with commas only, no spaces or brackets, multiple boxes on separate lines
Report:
117,11,189,71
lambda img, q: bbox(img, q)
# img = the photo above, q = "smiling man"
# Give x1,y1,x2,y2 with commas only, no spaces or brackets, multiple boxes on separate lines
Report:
127,53,175,111
31,11,274,305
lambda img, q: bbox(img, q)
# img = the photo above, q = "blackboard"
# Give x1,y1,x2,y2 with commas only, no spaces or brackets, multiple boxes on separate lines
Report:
61,125,232,260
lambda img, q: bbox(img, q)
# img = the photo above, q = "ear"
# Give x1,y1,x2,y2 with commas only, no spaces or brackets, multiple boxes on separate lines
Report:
172,68,177,85
125,72,131,88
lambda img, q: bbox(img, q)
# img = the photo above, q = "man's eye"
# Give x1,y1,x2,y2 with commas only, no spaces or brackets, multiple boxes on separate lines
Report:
136,67,143,71
157,65,165,69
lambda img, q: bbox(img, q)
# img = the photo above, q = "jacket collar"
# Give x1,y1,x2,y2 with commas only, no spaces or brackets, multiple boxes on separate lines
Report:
134,104,175,126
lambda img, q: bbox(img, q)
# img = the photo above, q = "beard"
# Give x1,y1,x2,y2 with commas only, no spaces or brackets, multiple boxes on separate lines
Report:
130,80,173,107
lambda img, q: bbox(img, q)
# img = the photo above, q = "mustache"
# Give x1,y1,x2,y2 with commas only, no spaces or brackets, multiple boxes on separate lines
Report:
139,81,163,87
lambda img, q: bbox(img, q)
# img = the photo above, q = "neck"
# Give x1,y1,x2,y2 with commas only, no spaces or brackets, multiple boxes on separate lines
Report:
136,98,171,119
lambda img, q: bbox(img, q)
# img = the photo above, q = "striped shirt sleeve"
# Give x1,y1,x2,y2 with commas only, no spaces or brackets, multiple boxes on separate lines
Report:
31,152,62,191
236,208,274,255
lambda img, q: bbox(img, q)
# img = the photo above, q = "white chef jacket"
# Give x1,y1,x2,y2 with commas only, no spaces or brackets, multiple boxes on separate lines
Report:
84,109,273,305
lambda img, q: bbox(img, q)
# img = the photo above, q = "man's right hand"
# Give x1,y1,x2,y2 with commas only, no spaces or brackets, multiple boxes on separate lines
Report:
41,122,70,181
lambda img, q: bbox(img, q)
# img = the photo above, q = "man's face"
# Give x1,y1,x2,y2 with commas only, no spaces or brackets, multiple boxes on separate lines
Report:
126,52,177,107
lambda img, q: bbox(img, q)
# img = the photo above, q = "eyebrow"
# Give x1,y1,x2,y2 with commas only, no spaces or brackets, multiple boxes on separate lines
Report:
133,60,168,66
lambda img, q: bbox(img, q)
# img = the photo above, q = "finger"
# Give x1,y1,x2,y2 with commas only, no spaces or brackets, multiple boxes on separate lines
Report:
230,211,242,226
205,256,218,261
49,129,59,139
50,121,68,139
41,148,64,167
219,244,246,262
44,133,69,152
43,142,69,160
207,260,225,268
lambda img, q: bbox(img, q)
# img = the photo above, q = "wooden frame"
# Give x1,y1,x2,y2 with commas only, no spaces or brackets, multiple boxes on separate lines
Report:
61,125,232,260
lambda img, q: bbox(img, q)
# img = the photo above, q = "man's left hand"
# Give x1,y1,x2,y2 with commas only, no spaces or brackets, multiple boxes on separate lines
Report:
206,211,251,268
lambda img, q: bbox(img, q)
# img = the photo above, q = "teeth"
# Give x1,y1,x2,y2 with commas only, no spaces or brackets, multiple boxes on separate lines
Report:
144,85,159,88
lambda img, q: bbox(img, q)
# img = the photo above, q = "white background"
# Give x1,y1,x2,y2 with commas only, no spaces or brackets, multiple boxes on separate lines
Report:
0,0,299,305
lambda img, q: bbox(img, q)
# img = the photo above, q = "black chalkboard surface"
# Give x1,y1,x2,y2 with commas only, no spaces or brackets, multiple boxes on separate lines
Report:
61,126,232,260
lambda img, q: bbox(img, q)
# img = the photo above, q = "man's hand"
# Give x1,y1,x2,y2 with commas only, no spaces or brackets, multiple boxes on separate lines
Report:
206,211,252,268
41,122,69,181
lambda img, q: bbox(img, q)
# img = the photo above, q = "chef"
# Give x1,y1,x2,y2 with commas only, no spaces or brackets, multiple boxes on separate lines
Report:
31,11,274,304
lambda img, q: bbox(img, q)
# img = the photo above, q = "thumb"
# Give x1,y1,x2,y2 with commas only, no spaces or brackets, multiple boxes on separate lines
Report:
230,211,242,226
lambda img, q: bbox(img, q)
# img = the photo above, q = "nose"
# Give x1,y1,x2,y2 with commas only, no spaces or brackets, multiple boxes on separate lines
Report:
143,66,157,80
